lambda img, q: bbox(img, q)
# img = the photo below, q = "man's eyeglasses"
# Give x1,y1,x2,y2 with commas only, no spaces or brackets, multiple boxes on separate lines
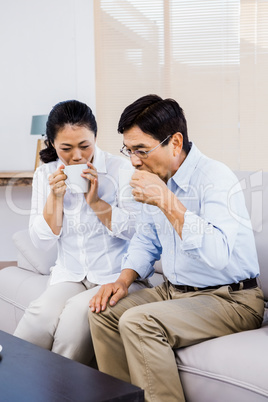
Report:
120,135,171,159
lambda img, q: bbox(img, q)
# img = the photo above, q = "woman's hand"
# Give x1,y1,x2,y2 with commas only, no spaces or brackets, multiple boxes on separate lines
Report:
82,162,112,230
48,164,67,199
82,162,100,207
44,164,67,235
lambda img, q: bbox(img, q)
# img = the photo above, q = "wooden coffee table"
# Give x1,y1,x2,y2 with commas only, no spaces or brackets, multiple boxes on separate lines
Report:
0,330,144,401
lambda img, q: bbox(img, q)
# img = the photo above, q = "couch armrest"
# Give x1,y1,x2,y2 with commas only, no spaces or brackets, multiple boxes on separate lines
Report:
13,230,57,275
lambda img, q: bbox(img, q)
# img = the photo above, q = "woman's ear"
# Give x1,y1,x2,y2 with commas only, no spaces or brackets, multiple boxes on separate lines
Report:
171,132,183,156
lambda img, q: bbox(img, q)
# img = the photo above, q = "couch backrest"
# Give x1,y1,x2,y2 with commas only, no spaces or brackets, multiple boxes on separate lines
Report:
234,171,268,300
13,230,57,276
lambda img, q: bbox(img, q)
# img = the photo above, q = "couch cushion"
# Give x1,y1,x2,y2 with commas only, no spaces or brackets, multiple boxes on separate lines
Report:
13,230,57,275
175,325,268,402
0,266,49,334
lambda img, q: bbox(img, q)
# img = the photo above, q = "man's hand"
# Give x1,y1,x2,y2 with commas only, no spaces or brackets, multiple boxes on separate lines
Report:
89,269,138,313
130,170,168,208
131,170,186,239
89,280,128,313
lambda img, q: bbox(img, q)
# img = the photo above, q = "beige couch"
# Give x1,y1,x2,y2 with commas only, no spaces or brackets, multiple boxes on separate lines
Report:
0,171,267,401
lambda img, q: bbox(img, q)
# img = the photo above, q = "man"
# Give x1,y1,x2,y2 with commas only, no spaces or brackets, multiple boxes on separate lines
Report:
88,95,264,402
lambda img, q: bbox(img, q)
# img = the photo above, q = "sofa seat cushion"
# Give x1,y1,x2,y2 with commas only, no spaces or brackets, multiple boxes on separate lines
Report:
0,266,49,334
175,324,268,402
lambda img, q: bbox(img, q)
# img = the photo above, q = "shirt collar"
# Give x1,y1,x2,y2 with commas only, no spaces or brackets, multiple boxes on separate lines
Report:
168,142,202,192
92,144,107,174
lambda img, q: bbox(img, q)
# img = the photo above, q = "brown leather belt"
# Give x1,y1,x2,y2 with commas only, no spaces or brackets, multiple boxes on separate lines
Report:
170,277,258,293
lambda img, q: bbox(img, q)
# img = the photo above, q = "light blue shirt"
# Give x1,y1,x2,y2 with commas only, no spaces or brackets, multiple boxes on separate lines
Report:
122,143,259,287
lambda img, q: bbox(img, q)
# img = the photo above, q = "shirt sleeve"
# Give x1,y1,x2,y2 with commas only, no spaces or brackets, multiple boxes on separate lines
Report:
121,210,162,279
105,199,141,240
103,160,142,241
29,166,61,251
108,204,138,239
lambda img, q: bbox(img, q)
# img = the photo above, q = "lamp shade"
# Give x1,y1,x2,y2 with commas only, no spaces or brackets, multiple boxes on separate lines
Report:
30,115,48,135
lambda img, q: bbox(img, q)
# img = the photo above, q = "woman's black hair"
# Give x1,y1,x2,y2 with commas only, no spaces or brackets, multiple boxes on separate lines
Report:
40,100,97,163
118,94,190,153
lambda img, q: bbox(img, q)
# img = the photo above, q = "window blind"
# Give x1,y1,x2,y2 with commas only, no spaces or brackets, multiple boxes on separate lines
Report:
94,0,268,171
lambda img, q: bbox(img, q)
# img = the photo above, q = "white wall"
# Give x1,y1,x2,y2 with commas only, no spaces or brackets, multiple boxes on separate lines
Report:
0,0,95,171
0,0,95,260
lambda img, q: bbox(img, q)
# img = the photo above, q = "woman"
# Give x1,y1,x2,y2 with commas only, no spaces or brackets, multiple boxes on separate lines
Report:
14,100,148,365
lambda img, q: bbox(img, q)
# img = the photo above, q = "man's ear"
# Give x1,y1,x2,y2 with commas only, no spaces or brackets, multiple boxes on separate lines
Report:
171,132,183,156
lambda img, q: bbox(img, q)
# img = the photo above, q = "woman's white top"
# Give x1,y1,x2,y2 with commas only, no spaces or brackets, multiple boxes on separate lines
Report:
29,145,137,286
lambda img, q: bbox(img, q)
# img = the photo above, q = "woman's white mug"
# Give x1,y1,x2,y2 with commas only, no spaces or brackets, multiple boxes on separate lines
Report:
64,164,89,194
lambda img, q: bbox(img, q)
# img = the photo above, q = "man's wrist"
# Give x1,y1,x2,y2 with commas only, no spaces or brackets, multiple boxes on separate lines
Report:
119,268,139,288
159,189,175,214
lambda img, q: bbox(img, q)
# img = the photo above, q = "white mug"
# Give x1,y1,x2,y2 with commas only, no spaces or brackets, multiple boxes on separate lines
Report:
64,164,89,194
119,168,135,200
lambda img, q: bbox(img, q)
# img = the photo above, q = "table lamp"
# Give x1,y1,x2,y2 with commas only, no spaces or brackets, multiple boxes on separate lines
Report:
30,115,48,170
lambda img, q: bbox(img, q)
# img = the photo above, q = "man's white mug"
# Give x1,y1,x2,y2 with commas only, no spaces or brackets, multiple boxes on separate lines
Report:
64,164,89,194
119,168,135,201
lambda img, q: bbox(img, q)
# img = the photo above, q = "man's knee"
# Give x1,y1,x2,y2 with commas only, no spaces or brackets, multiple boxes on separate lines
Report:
88,309,102,326
88,306,113,331
118,306,146,337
